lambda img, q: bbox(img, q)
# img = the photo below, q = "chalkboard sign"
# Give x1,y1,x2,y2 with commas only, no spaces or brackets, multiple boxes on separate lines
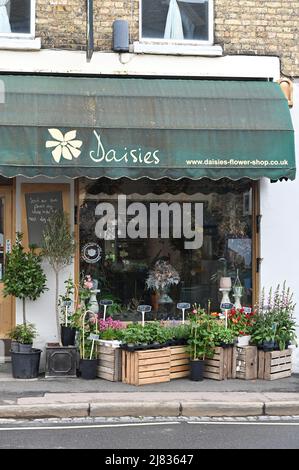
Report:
25,191,63,246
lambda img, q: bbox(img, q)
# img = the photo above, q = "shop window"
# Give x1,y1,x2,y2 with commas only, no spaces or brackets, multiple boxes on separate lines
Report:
0,0,34,37
141,0,213,44
79,178,253,321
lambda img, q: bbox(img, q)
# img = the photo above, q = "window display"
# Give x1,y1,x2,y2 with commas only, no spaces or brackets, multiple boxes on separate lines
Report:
79,178,253,320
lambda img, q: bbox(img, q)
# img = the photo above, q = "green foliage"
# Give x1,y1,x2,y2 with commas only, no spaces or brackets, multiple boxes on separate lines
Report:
42,211,75,343
251,283,297,350
187,311,217,360
3,233,47,324
42,212,75,274
58,276,77,326
100,327,123,341
4,233,47,301
212,322,236,346
9,323,37,345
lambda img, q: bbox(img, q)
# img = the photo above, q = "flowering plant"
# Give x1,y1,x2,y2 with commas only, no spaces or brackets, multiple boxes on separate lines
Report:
251,283,297,350
145,260,180,291
98,317,125,340
187,304,217,360
227,307,256,336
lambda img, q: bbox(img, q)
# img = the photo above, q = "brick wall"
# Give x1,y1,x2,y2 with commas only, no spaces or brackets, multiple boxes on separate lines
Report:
35,0,298,76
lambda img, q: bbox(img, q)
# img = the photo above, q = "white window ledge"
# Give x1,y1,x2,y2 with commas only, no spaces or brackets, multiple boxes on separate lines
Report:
133,42,223,57
0,37,41,51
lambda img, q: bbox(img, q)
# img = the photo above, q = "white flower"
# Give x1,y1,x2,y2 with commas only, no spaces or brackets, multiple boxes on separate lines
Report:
46,129,83,163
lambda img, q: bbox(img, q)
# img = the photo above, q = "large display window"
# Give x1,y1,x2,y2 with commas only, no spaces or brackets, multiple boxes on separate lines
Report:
79,178,254,320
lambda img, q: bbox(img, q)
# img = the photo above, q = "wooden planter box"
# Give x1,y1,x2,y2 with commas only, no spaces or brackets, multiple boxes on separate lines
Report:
203,346,236,380
122,348,170,385
169,345,190,380
257,349,292,380
235,346,258,380
97,345,122,382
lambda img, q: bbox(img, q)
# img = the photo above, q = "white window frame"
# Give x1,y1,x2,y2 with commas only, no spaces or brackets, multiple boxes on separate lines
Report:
0,0,36,39
139,0,214,46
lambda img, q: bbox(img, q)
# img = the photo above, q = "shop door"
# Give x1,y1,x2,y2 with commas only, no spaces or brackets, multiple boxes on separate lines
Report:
0,187,13,339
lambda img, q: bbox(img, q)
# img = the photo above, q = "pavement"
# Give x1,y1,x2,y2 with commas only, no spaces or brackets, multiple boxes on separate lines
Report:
1,363,299,420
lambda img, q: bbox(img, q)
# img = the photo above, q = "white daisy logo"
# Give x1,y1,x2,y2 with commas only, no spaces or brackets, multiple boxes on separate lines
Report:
46,128,83,163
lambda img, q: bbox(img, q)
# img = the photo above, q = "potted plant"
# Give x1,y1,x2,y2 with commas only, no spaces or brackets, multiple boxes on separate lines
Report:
213,323,236,348
187,306,216,381
145,259,180,305
211,258,231,289
42,211,75,345
58,276,78,346
8,323,37,353
98,317,124,347
3,233,47,379
251,283,297,352
77,308,99,379
227,307,256,346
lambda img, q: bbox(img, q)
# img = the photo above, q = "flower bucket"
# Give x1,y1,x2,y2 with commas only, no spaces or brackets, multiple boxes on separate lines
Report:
237,335,251,347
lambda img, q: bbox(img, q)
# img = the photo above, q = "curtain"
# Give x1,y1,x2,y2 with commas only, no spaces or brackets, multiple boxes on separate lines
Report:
164,0,184,40
0,0,11,33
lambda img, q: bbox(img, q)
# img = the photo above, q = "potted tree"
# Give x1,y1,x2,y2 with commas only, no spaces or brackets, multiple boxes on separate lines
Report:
3,233,47,379
42,211,75,345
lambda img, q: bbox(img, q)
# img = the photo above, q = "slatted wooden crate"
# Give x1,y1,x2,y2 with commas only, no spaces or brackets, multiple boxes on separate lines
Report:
97,345,122,382
169,345,190,379
257,349,292,380
235,346,258,380
203,346,236,380
122,348,171,385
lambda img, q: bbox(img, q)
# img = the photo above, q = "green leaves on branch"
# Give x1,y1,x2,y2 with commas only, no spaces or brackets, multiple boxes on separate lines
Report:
4,233,47,301
42,211,75,274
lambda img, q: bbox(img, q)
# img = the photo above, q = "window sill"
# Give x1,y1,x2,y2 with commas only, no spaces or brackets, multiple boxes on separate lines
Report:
133,42,223,57
0,37,41,51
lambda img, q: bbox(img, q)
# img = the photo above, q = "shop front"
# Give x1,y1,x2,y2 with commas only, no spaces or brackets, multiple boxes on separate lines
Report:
0,75,295,345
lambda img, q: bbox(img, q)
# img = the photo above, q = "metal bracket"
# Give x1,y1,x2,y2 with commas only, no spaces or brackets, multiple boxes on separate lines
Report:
256,214,262,233
256,257,263,273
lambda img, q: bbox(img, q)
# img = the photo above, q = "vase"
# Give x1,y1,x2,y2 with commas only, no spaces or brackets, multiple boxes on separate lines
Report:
158,287,173,304
220,277,232,289
151,291,160,312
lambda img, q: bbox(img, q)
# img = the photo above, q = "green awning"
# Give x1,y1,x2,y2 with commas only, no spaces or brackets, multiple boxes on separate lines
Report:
0,76,295,180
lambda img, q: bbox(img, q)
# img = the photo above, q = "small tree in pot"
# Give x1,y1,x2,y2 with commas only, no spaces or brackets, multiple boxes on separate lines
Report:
42,211,75,345
4,233,47,328
3,233,47,378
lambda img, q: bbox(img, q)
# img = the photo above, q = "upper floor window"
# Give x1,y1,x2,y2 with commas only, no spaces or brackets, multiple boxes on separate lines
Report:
0,0,34,37
141,0,213,44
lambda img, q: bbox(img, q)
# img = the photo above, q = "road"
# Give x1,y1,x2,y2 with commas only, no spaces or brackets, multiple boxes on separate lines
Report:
0,418,299,449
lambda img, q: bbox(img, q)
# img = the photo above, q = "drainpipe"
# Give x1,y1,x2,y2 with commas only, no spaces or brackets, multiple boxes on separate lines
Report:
86,0,94,62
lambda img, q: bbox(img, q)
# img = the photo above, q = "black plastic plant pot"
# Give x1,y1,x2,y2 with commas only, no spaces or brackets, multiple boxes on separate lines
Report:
80,359,97,380
10,341,19,352
262,341,275,352
19,343,33,353
190,359,205,381
11,349,41,379
61,326,77,346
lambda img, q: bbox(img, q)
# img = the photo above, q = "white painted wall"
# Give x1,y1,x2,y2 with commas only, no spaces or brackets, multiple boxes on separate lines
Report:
260,80,299,371
15,177,75,369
